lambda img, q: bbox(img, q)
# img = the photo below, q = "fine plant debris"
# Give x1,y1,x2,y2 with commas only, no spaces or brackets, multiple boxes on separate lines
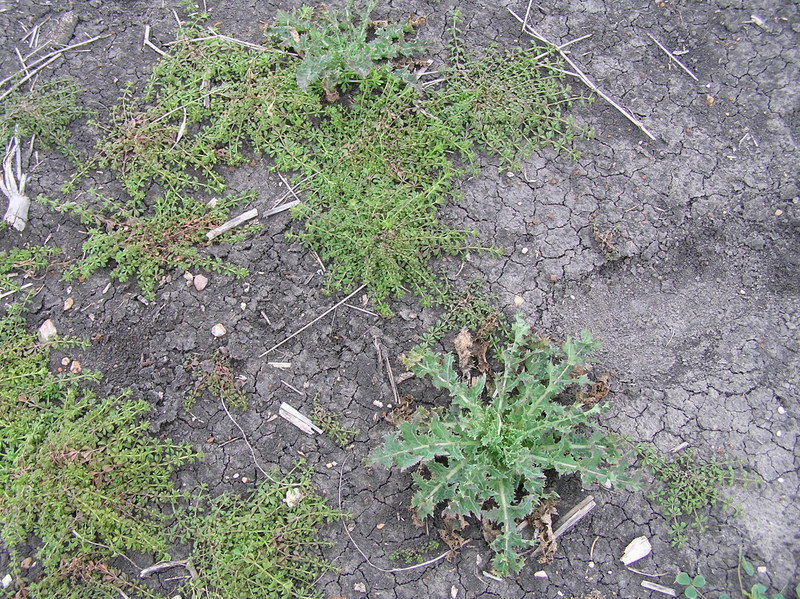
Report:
370,315,634,575
311,396,359,447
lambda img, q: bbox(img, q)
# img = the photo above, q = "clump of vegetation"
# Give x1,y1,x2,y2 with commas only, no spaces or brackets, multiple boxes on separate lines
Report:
415,279,509,351
389,539,441,564
0,79,85,157
184,349,248,411
433,10,586,169
592,217,622,261
55,1,584,314
636,443,751,547
0,245,57,293
176,464,344,599
370,315,632,576
39,189,252,300
676,550,800,599
0,301,199,596
271,0,425,101
310,396,359,447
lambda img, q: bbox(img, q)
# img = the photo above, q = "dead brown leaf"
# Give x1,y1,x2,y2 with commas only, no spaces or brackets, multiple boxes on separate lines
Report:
384,394,416,425
528,499,558,564
453,328,490,381
578,373,611,406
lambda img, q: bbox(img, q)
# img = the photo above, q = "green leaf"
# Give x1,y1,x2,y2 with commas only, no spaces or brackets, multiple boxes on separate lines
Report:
742,558,755,576
751,584,768,599
676,572,692,586
692,575,706,588
684,586,698,599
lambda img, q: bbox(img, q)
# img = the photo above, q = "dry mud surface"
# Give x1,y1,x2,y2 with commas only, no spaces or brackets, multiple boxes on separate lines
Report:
1,0,798,597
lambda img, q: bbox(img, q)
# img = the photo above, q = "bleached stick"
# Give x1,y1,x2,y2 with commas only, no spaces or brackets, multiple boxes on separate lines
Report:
206,208,258,240
647,33,699,82
507,8,657,142
1,137,29,231
259,284,367,357
279,402,322,435
143,25,168,57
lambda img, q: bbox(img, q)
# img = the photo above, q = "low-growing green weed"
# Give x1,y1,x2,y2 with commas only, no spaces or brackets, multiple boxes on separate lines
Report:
184,349,248,411
389,539,441,564
636,443,750,547
0,79,85,158
39,189,252,300
370,315,632,576
311,396,359,447
0,245,58,293
175,463,344,599
676,550,800,599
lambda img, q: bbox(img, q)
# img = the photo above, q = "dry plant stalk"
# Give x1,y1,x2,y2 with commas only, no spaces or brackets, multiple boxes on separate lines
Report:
1,137,29,231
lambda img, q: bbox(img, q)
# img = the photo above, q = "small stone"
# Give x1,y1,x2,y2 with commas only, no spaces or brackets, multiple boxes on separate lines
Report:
206,437,215,443
1,574,11,589
240,302,247,310
521,247,529,254
69,360,82,374
513,295,524,306
193,274,209,291
211,324,226,337
775,430,782,437
534,571,548,578
705,94,715,106
38,319,57,342
373,400,384,408
376,523,385,530
183,272,194,283
284,488,303,508
241,477,249,483
63,297,74,310
233,473,239,479
757,566,767,574
61,357,70,366
20,557,33,569
775,209,783,216
325,462,337,469
354,582,367,593
778,406,786,414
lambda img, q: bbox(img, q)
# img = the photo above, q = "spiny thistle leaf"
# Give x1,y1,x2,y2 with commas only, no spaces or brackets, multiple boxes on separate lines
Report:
369,314,633,576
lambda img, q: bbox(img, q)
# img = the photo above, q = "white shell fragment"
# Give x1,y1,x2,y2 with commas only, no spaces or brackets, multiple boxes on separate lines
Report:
1,574,12,589
211,323,226,337
621,536,652,566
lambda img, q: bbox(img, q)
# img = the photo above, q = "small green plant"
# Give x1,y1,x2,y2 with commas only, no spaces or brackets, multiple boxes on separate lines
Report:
0,245,58,293
270,0,425,101
0,301,199,595
310,396,359,447
433,11,587,169
39,189,252,300
370,315,632,576
389,540,441,564
184,349,248,411
175,463,344,599
676,550,800,599
0,79,85,158
636,443,748,547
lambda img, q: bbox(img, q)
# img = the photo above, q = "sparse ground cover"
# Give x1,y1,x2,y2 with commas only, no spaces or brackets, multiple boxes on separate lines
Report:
0,0,798,598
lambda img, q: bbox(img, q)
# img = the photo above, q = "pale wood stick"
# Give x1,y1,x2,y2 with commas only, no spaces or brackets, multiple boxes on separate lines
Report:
647,33,699,82
206,208,258,240
507,8,657,142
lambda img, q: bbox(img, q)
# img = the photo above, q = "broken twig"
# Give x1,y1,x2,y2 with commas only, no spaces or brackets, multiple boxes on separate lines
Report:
140,560,196,579
258,284,366,357
143,25,168,57
647,33,699,82
507,8,657,141
206,208,258,240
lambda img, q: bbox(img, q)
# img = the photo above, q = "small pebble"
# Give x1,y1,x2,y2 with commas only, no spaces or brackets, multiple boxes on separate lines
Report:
775,209,783,216
211,323,227,337
354,582,367,593
775,430,782,437
61,357,70,366
513,295,524,306
241,477,249,483
183,272,194,284
69,360,82,374
240,302,247,310
376,523,385,530
63,297,74,310
373,400,384,408
325,462,337,469
757,566,767,574
534,571,548,579
38,319,57,342
193,274,209,291
521,247,529,254
2,574,11,589
19,558,33,570
778,406,786,414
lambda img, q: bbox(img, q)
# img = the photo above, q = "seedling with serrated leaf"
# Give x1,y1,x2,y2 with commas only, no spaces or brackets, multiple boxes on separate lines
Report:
370,315,634,576
270,0,425,101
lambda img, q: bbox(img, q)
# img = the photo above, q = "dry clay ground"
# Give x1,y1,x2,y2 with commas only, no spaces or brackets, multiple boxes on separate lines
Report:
0,0,798,597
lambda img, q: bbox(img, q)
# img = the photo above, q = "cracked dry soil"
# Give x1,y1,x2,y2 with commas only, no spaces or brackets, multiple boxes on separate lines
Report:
1,0,798,597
